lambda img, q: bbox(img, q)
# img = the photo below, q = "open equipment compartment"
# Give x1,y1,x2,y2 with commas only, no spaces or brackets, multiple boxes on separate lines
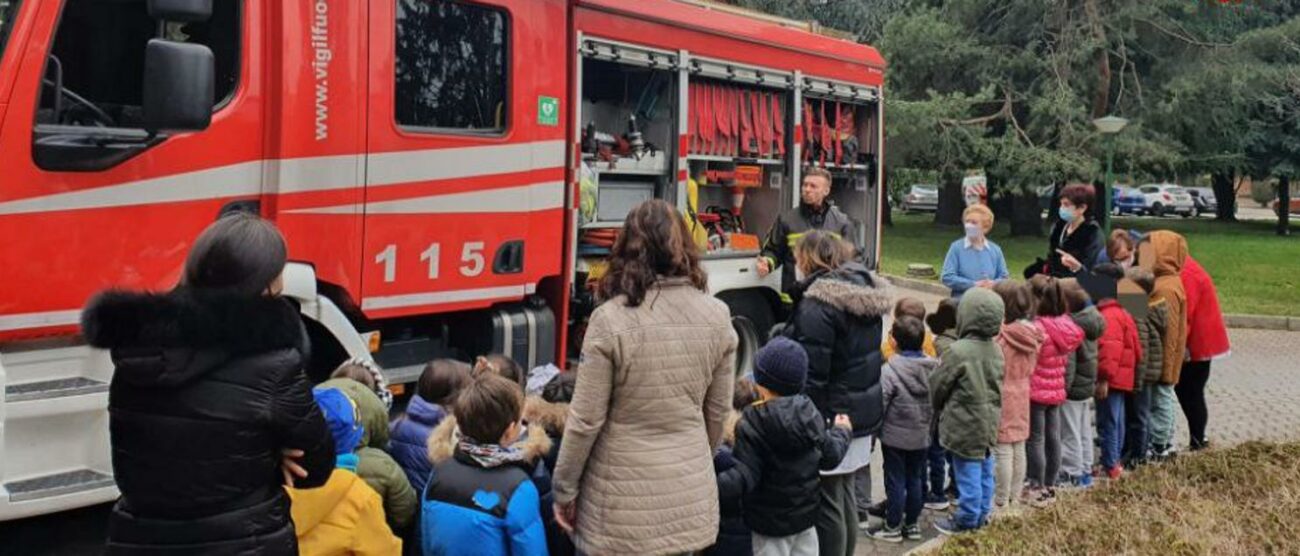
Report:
685,59,797,260
800,76,882,267
577,40,679,230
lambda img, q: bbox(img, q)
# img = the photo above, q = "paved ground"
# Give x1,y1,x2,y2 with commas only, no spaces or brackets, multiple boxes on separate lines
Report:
1235,205,1285,222
4,284,1299,555
851,285,1300,555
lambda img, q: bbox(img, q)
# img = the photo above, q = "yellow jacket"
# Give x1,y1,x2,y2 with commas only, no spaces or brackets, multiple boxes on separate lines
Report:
288,468,403,556
882,330,938,360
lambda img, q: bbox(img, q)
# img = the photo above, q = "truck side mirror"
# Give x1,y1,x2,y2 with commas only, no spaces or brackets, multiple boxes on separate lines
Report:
148,0,212,22
142,39,214,133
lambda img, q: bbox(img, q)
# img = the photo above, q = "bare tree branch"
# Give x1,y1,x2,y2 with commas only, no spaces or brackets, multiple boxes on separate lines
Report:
1135,17,1232,49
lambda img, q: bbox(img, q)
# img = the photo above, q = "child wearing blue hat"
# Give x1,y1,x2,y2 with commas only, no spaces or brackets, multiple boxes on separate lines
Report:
287,387,401,555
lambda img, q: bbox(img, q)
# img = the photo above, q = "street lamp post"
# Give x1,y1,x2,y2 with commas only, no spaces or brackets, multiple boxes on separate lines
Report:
1093,115,1129,233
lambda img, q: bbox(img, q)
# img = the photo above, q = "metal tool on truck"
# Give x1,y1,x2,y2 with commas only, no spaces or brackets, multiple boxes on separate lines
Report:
0,0,885,520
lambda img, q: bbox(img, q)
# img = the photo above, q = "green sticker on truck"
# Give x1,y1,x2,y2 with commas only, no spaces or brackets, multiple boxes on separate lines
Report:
538,96,559,126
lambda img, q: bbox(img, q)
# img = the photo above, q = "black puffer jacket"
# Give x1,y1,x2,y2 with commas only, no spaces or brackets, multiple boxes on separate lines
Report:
707,444,752,556
784,263,891,436
83,288,335,556
760,202,863,298
717,395,850,537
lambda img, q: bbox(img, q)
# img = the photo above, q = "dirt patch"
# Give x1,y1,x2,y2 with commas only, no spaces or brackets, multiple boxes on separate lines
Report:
933,441,1300,555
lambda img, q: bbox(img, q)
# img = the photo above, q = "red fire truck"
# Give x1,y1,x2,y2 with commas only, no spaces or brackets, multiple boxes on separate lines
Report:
0,0,884,519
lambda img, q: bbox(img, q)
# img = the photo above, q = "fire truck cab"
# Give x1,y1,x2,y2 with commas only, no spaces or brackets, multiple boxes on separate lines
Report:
0,0,884,520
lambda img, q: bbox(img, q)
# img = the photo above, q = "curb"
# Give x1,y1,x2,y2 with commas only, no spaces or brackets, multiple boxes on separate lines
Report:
882,273,951,298
1223,313,1300,331
906,536,947,555
884,274,1299,332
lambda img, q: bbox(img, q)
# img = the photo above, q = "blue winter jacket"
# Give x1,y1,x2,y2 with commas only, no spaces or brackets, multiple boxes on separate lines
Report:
422,417,552,556
390,395,448,495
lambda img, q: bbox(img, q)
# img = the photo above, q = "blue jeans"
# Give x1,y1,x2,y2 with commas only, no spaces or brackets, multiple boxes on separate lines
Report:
1124,384,1153,463
952,453,995,530
926,428,947,498
882,445,926,527
1098,392,1127,470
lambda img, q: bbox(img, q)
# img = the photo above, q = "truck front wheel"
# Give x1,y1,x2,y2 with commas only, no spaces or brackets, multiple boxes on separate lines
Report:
718,290,777,377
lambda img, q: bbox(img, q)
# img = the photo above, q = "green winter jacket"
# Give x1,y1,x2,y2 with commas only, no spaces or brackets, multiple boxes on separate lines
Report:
1065,305,1105,401
319,378,417,531
930,288,1005,460
933,330,959,359
1134,299,1168,387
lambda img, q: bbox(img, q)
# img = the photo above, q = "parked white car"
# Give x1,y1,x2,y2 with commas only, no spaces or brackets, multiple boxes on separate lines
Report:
1129,184,1196,217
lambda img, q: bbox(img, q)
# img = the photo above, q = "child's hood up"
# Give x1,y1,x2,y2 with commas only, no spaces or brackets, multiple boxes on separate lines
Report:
998,320,1044,355
319,378,389,450
1148,230,1189,278
957,288,1004,340
1072,304,1106,341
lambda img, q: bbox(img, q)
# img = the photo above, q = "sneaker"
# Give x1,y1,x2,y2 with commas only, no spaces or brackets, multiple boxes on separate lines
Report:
1107,465,1124,480
933,517,969,536
1076,474,1094,489
867,523,903,543
903,523,922,541
1028,488,1056,508
867,499,887,518
924,494,950,511
1153,444,1178,461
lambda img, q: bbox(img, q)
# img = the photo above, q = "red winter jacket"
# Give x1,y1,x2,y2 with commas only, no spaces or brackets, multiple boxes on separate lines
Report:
1180,256,1230,362
1030,315,1084,406
1097,300,1142,392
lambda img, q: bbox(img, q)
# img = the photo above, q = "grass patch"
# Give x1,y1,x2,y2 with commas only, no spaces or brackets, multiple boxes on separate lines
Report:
935,441,1300,555
881,212,1300,316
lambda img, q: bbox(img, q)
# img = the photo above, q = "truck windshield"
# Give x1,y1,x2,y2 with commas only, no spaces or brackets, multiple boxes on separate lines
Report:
0,1,20,63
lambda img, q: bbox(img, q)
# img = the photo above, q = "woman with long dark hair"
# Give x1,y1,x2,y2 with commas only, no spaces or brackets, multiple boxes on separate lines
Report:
552,199,737,555
783,230,891,556
83,213,334,555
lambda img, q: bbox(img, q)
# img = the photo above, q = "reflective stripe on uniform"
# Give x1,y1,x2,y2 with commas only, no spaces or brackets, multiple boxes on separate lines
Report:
785,230,843,247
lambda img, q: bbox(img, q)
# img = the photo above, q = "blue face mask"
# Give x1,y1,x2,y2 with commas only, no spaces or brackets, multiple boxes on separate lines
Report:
1058,207,1077,222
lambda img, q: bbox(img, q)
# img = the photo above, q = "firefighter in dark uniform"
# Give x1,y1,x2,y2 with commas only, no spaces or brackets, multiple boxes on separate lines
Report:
756,167,861,305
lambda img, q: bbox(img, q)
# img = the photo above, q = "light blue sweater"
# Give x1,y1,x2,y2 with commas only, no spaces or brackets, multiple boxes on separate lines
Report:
941,238,1010,298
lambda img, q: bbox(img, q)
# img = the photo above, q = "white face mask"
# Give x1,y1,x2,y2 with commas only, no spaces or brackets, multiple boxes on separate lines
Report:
795,267,807,282
1119,256,1135,270
964,222,983,240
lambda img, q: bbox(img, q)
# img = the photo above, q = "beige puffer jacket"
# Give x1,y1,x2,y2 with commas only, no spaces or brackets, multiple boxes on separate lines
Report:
552,278,737,556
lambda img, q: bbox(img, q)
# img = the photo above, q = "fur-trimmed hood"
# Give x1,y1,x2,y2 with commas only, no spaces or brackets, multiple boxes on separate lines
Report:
803,263,892,318
81,288,306,387
426,415,553,465
723,409,741,446
523,396,569,437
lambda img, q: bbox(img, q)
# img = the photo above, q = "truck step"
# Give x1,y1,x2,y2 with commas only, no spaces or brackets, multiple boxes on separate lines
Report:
5,377,109,403
382,364,424,385
5,469,115,503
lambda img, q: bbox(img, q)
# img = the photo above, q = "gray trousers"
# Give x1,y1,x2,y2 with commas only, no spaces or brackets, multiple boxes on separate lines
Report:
853,465,872,513
1026,403,1062,488
752,527,818,556
816,473,857,556
1059,399,1095,478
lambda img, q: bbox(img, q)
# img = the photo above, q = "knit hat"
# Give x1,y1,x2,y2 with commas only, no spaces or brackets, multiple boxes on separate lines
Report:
312,387,364,457
753,337,809,396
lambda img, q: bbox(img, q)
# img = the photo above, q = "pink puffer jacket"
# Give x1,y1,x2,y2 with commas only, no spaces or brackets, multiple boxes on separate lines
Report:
1030,315,1084,406
997,320,1045,443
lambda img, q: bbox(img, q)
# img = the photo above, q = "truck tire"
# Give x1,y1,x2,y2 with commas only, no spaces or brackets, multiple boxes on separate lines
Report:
304,317,349,384
718,290,777,376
